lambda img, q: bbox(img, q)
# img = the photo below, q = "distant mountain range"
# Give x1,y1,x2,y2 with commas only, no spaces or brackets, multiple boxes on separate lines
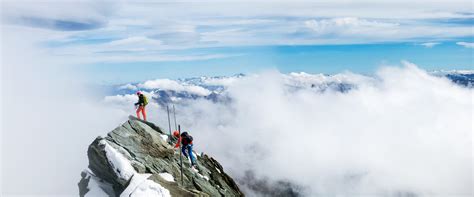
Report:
436,71,474,87
106,71,473,106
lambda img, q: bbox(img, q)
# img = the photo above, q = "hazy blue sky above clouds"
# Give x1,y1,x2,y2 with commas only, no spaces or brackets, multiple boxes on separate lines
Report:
1,0,473,83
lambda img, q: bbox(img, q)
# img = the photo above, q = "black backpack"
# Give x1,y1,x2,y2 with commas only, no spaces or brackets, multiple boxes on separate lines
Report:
181,132,193,144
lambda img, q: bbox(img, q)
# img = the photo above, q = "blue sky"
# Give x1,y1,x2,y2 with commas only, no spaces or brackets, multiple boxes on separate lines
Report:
2,0,473,83
84,42,474,83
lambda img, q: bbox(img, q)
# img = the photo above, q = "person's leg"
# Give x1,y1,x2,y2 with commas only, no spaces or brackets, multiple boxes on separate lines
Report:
136,106,142,119
142,106,147,121
181,145,188,158
187,145,196,165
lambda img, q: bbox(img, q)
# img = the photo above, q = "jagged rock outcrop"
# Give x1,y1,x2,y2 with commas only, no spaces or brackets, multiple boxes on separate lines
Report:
78,116,243,196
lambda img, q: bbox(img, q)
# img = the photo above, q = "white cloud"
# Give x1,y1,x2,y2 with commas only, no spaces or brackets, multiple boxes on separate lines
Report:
301,18,471,44
93,53,236,63
456,42,474,48
107,36,162,47
166,63,471,196
118,83,138,91
103,94,138,106
1,22,128,195
2,1,473,64
103,92,158,110
25,57,470,196
304,17,399,35
87,36,163,53
100,63,474,196
38,33,237,63
203,77,242,87
283,71,376,90
2,0,117,30
108,18,151,27
138,79,212,96
419,42,441,48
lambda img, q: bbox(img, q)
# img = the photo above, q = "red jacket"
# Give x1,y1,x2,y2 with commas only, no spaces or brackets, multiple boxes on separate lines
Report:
174,136,193,148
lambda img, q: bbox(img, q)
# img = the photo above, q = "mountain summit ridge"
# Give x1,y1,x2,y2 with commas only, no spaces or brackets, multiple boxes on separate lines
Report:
78,116,243,196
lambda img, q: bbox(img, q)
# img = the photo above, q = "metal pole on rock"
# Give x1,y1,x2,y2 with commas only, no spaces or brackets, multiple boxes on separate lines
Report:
166,105,172,138
179,124,184,186
173,105,178,131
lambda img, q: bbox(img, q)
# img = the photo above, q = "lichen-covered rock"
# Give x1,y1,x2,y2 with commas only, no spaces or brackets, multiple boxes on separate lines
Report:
79,116,244,196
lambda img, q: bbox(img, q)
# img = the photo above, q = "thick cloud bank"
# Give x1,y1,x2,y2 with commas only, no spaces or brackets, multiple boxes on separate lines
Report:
107,63,472,196
1,24,127,196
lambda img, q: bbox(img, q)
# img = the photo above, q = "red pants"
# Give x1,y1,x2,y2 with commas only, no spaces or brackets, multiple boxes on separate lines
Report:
136,106,147,121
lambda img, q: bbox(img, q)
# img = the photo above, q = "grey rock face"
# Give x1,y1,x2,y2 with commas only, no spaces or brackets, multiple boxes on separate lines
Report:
79,116,244,196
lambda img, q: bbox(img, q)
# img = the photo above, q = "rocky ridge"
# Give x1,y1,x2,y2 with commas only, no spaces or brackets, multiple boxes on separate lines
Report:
78,116,243,196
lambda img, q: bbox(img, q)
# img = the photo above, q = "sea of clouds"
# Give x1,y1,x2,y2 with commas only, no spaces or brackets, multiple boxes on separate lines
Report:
2,33,472,195
2,1,472,196
104,62,473,196
2,44,472,195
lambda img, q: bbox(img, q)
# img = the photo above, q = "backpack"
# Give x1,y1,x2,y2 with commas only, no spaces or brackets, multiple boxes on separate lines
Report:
143,95,149,106
181,132,193,144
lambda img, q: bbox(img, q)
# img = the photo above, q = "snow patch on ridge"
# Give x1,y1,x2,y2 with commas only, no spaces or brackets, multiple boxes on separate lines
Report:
100,140,171,197
100,140,136,180
120,173,171,197
160,134,169,142
85,174,109,197
131,179,171,197
159,173,175,182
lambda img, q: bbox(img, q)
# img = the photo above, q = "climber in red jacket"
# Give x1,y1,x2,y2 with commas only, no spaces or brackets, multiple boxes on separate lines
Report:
173,131,196,167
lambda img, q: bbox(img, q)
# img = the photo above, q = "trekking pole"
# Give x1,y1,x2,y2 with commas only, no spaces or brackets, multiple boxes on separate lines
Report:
167,105,172,138
178,124,184,186
173,105,178,131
